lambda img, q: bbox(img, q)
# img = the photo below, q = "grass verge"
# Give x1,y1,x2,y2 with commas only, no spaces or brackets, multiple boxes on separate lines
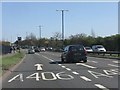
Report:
0,52,25,76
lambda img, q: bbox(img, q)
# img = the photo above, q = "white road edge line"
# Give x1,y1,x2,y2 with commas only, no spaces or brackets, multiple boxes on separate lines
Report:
94,84,109,90
72,71,79,75
108,64,119,67
80,76,92,81
76,63,97,69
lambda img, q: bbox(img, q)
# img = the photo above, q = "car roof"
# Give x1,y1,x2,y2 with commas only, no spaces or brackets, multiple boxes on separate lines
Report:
66,44,84,47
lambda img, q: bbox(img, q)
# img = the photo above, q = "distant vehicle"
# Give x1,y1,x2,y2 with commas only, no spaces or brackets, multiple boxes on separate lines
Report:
40,47,45,52
34,47,40,52
92,45,106,52
85,47,93,52
28,48,35,54
28,47,35,54
61,45,87,63
47,47,53,51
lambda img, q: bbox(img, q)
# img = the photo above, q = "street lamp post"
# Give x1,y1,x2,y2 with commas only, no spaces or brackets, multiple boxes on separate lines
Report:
39,25,42,39
56,10,68,48
38,25,42,47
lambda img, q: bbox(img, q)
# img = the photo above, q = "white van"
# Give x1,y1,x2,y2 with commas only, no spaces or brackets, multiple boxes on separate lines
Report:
92,45,106,52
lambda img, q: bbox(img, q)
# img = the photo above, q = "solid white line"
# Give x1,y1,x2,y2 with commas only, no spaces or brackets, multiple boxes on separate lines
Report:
76,63,97,69
94,84,109,90
80,76,92,81
66,68,72,71
61,66,66,68
40,54,54,62
72,71,79,75
108,64,119,67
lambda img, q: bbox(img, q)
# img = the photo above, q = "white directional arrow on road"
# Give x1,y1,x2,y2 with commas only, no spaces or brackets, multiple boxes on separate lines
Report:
34,64,43,71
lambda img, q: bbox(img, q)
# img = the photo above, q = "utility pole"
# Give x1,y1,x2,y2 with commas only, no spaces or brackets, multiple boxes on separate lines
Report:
38,25,42,47
56,10,68,48
39,25,42,39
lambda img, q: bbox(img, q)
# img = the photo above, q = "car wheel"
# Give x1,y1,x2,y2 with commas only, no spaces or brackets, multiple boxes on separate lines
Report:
83,60,87,63
61,58,64,62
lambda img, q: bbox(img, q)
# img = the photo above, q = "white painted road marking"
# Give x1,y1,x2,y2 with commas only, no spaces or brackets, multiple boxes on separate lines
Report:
72,71,79,75
108,64,119,67
112,61,119,64
61,66,66,68
41,55,54,62
34,64,43,71
88,70,113,78
95,84,109,90
76,63,97,69
66,68,72,71
58,64,62,66
80,76,92,81
8,74,23,83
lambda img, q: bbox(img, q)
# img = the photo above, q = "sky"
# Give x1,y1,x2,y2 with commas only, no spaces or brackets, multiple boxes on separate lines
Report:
1,1,118,42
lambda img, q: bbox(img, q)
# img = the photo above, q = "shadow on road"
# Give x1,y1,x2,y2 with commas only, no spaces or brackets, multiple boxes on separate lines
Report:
49,61,80,64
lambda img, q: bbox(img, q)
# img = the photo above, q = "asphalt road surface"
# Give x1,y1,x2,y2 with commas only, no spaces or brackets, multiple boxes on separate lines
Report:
2,51,120,89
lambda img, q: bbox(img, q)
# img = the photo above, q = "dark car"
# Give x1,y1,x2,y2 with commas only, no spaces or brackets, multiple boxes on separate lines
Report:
61,45,87,63
34,47,40,52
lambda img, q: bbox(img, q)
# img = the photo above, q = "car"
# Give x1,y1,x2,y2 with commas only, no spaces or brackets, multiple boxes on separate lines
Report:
85,47,93,52
40,47,45,52
61,45,87,63
92,45,106,52
34,47,40,52
28,46,35,54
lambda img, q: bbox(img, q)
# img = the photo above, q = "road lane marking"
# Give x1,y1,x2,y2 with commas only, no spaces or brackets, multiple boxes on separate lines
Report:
88,70,113,78
87,60,98,63
76,63,97,69
8,74,23,83
34,64,43,71
108,64,119,67
61,66,66,68
72,71,79,75
80,76,92,81
112,61,119,63
41,55,54,62
66,68,72,71
41,72,57,81
94,84,109,90
58,64,62,66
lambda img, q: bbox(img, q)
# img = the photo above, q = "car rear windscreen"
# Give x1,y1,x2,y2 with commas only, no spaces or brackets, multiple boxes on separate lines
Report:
69,45,84,52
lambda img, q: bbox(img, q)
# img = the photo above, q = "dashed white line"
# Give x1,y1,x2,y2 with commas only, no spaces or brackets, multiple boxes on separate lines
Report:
58,64,62,66
76,63,97,69
112,61,119,64
80,76,92,81
66,68,72,71
72,71,79,75
61,66,66,68
94,84,109,90
108,64,119,68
